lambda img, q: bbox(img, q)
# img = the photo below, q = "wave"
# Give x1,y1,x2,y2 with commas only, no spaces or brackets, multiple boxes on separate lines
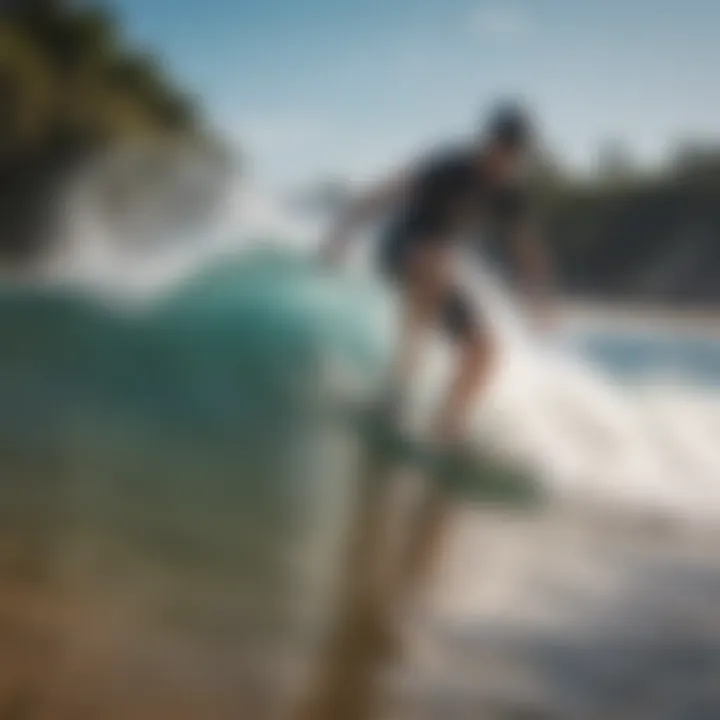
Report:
12,179,720,526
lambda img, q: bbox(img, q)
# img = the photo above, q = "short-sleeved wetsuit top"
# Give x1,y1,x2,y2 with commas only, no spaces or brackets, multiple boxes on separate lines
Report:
378,145,533,340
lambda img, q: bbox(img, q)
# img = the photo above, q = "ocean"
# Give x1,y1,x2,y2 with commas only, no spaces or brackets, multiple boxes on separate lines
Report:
0,225,718,717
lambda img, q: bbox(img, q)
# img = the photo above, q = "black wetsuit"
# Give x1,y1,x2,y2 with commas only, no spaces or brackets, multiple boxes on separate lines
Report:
378,146,531,340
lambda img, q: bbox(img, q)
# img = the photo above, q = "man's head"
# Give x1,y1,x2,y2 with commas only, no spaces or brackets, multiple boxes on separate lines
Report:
478,102,535,177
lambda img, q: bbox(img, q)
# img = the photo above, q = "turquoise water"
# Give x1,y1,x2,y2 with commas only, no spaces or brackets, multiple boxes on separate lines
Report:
0,249,391,443
0,248,395,674
571,328,720,386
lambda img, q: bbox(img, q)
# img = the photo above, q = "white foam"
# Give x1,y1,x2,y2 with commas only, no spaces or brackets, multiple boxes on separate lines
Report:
374,243,720,524
47,178,720,523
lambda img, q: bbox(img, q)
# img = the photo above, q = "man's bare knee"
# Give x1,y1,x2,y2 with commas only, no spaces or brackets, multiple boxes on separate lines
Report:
461,331,497,378
407,246,451,313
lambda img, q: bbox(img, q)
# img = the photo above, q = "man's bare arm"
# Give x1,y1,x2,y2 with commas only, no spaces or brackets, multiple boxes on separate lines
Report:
320,168,413,264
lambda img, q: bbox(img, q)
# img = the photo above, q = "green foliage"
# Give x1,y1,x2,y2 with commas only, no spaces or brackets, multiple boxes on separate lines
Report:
0,0,215,259
4,1,202,148
545,156,720,303
0,22,54,153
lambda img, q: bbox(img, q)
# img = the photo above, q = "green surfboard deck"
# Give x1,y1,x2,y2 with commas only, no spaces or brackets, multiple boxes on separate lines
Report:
344,406,545,509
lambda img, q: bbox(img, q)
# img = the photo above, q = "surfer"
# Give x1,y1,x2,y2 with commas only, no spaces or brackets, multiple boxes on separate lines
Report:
320,102,554,643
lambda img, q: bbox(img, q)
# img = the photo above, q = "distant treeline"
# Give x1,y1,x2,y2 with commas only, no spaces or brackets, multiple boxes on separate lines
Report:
0,0,220,260
545,151,720,305
301,150,720,306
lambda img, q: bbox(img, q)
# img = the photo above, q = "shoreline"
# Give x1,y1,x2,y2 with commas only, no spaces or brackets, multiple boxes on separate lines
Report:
560,298,720,338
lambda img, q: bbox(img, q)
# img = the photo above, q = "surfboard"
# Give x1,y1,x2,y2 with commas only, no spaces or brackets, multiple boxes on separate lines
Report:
339,403,545,509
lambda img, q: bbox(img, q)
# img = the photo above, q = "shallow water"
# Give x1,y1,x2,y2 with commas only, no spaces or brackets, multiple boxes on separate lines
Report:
385,318,720,719
382,507,720,719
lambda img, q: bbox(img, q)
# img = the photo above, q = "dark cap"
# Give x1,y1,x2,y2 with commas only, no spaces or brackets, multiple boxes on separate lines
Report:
484,102,534,149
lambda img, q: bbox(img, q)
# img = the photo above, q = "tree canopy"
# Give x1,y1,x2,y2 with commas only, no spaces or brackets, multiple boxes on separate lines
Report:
0,1,204,162
0,0,217,260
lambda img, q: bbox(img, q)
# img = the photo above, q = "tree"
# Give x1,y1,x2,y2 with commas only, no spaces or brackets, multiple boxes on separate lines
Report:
671,141,720,184
0,22,53,158
0,0,212,260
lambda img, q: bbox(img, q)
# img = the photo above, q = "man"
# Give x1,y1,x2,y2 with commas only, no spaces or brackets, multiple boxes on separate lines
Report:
321,103,553,646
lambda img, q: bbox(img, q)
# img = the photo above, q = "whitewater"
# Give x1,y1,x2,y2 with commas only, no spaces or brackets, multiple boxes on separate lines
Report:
44,165,720,527
50,171,720,522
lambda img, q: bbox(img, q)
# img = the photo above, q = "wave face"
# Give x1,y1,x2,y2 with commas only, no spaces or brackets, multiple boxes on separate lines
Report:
0,246,396,708
3,237,720,554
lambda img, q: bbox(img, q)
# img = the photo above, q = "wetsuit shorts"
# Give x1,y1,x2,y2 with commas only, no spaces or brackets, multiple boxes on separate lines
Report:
377,226,480,342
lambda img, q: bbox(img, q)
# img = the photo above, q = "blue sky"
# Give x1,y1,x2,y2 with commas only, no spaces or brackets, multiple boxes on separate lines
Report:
107,0,720,186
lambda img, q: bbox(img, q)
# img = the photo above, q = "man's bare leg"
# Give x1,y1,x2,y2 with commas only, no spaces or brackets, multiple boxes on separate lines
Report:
385,244,448,411
292,262,446,720
435,330,497,444
372,249,499,648
391,330,497,611
362,243,449,612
